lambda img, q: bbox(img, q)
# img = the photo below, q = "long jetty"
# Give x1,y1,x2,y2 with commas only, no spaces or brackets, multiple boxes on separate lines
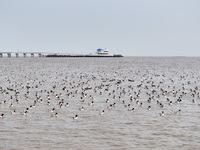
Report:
0,52,123,57
0,52,45,57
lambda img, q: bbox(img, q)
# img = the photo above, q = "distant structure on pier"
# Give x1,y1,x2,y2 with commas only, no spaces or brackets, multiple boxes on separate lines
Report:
46,48,123,57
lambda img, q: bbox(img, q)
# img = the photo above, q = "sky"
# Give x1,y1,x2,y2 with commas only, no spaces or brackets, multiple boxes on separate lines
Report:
0,0,200,56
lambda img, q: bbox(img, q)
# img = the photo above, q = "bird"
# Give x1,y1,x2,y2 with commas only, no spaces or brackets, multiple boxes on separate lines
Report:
100,110,104,115
21,110,28,115
174,109,181,114
128,108,135,111
88,101,94,106
160,111,164,116
12,110,16,115
0,114,5,118
79,107,84,111
73,114,78,120
107,104,113,110
50,108,56,113
10,103,13,107
65,103,69,107
147,106,151,110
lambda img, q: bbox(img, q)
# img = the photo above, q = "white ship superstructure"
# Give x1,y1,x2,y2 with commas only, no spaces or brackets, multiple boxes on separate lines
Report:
96,48,114,56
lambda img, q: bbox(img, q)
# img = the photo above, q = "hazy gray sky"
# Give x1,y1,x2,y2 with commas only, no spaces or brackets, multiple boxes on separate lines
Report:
0,0,199,56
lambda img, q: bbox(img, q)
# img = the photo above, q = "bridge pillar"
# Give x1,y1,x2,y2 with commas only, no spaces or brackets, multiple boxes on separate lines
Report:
7,53,11,57
16,53,19,57
0,53,2,58
31,53,34,57
23,53,27,57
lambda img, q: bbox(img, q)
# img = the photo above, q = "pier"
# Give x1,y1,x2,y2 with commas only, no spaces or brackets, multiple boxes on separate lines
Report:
0,52,123,58
0,52,44,58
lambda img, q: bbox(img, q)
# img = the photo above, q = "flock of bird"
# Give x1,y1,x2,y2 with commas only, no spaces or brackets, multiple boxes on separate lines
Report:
1,64,200,122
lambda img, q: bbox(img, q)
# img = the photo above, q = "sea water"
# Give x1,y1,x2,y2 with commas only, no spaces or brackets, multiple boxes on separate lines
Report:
0,57,200,150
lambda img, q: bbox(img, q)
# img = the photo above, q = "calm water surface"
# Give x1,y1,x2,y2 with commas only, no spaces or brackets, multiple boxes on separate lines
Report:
0,57,200,150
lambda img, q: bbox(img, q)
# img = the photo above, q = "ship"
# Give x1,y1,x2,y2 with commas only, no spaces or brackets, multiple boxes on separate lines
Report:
85,48,123,57
96,48,110,55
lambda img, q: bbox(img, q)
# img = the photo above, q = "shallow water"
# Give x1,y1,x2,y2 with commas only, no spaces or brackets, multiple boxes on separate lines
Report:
0,57,200,150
